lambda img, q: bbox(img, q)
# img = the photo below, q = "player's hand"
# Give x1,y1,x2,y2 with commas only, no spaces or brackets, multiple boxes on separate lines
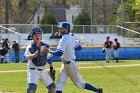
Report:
60,56,65,61
34,50,39,57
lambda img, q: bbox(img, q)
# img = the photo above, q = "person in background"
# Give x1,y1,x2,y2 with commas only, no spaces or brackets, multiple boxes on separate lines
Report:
2,38,10,63
113,38,120,63
12,41,20,63
104,36,113,63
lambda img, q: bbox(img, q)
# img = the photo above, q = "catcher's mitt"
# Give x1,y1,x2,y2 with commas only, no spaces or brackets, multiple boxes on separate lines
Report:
49,67,56,81
102,48,105,53
113,45,117,50
40,46,47,56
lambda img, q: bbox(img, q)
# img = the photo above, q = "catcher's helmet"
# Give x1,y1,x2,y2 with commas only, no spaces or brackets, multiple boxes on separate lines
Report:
58,22,71,29
32,27,42,35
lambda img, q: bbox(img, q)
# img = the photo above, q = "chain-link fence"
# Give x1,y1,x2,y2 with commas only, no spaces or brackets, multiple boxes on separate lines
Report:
0,24,140,62
0,24,140,47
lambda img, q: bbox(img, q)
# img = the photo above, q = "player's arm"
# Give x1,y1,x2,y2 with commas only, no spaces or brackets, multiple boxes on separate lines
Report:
25,50,38,60
46,38,66,56
24,46,38,60
75,40,82,51
47,53,55,73
25,51,38,60
104,42,107,48
47,49,63,56
47,53,53,64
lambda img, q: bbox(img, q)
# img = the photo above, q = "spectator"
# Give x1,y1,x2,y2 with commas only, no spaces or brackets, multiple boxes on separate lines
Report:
12,41,20,63
104,36,113,63
2,38,10,63
28,33,32,40
0,48,8,63
54,32,62,39
50,33,55,39
113,38,120,63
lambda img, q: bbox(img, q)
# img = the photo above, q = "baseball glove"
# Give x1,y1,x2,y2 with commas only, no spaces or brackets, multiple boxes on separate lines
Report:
40,46,47,56
113,45,117,50
49,67,56,81
102,48,105,53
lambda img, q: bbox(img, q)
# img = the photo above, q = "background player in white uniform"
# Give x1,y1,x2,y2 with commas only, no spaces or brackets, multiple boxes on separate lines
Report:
24,27,56,93
46,22,103,93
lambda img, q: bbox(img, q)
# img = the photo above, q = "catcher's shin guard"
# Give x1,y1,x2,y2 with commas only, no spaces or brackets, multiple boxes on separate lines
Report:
27,83,37,93
27,88,36,93
47,82,56,93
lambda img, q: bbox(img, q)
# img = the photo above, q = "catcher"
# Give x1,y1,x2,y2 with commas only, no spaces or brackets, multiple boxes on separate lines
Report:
24,27,56,93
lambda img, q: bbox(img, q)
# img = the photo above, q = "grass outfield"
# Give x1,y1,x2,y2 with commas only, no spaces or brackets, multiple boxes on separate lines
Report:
0,60,139,93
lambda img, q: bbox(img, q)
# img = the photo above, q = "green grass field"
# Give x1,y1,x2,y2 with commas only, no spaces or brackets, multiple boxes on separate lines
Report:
0,60,140,93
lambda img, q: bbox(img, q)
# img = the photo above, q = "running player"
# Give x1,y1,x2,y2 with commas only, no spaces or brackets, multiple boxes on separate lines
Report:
46,22,103,93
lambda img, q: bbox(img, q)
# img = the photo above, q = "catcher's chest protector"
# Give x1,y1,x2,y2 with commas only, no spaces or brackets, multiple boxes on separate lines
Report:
29,42,48,66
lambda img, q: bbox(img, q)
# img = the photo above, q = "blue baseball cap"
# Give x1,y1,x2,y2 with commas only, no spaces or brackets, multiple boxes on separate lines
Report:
32,27,42,35
58,22,71,29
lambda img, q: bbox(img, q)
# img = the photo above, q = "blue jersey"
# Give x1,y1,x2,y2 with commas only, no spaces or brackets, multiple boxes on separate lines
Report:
24,41,52,69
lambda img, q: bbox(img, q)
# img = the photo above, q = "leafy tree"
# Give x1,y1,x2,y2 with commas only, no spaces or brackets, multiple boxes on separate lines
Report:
74,9,91,25
40,11,58,33
133,0,140,21
73,9,91,33
116,0,136,25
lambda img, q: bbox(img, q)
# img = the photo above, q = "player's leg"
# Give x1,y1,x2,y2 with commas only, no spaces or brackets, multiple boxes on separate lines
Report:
105,48,109,63
68,61,101,93
108,48,113,61
27,69,40,93
56,64,68,93
27,83,37,93
114,49,119,63
40,70,56,93
47,82,56,93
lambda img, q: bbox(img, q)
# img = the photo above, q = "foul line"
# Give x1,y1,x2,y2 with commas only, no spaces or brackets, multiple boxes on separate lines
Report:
0,64,140,73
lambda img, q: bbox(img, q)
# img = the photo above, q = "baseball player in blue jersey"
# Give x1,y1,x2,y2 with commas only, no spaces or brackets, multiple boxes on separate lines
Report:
46,22,103,93
24,27,56,93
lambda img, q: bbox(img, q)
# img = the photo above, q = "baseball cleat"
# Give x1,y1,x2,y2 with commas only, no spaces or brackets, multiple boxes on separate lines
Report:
98,88,103,93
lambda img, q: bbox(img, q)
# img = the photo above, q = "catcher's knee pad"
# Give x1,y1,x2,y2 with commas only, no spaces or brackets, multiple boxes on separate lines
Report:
27,83,37,93
47,82,56,93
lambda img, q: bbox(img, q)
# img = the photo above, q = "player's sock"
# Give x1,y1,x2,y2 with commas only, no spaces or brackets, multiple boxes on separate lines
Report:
56,90,62,93
116,58,118,63
84,83,99,92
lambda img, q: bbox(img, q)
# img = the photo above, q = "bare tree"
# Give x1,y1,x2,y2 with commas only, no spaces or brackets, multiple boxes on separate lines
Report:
19,0,27,23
